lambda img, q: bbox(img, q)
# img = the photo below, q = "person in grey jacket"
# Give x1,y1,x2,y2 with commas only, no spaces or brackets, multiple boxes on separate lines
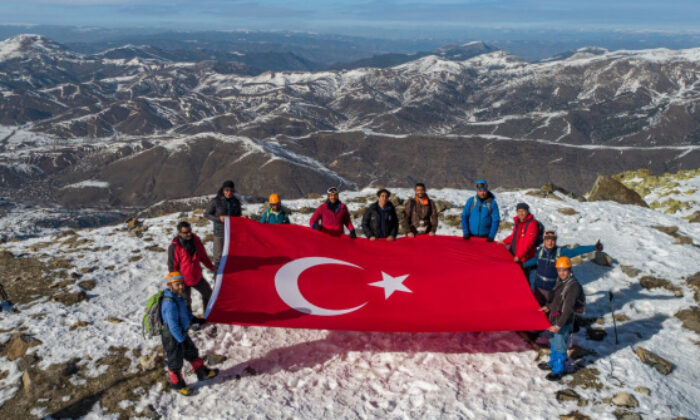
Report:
538,256,584,381
205,180,242,266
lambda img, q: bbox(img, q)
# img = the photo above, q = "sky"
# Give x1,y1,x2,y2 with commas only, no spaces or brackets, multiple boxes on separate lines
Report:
1,0,699,38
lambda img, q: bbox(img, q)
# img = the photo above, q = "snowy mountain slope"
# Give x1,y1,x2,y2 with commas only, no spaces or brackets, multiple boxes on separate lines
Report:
1,34,699,207
0,178,698,418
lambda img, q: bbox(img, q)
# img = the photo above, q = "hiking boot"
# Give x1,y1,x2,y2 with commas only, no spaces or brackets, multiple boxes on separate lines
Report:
196,367,219,381
172,383,193,396
537,362,552,371
546,372,564,381
168,370,192,395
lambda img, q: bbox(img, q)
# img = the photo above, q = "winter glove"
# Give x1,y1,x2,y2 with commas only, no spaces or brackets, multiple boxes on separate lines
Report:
595,240,603,252
191,317,206,326
486,237,494,242
462,233,471,240
349,230,357,239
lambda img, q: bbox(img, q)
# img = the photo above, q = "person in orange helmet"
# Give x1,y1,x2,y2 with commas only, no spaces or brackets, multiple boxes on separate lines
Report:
538,256,585,381
259,193,291,224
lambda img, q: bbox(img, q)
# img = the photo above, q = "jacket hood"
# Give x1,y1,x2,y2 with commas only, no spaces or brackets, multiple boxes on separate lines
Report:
513,213,534,223
171,234,199,246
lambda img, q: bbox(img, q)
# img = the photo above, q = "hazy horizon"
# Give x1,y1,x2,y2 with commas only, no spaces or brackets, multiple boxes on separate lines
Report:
1,0,699,39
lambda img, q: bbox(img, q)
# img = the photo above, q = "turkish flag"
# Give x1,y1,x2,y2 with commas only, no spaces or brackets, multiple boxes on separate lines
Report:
204,217,550,332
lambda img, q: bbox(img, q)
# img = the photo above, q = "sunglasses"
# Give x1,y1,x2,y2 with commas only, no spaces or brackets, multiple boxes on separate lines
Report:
476,183,487,190
179,230,192,235
327,187,339,194
223,188,234,192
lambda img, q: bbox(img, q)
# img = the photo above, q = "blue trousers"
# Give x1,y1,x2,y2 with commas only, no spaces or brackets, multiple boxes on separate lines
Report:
548,322,574,374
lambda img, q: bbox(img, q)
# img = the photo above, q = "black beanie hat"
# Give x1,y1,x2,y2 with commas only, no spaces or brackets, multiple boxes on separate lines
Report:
516,202,529,211
221,180,235,190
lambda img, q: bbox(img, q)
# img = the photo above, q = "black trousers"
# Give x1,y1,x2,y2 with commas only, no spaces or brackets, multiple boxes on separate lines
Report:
184,279,213,314
161,333,199,372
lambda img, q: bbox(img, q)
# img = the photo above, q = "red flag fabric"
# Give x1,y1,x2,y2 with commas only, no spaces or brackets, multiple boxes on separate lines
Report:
204,217,550,332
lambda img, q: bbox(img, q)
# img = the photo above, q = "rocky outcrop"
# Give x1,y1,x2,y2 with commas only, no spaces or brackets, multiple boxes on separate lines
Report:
587,176,648,207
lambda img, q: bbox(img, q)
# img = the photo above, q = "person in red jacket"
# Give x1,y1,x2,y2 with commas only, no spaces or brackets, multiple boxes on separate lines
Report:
502,203,540,264
168,221,216,313
309,187,357,238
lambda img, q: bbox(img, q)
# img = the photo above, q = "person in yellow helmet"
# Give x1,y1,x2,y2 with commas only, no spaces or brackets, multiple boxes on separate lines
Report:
538,256,585,381
259,193,291,224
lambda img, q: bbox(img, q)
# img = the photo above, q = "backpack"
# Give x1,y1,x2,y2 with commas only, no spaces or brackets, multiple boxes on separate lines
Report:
511,218,545,252
142,291,172,337
468,196,493,214
522,219,545,248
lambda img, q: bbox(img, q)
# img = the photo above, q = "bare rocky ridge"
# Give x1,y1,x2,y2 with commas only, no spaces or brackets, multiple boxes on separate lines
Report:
0,35,698,207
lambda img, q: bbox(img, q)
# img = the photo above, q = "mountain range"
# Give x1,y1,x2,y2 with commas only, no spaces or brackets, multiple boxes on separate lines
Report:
0,34,698,208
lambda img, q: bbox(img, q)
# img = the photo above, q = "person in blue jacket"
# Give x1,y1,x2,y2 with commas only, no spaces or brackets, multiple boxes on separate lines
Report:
161,272,218,396
461,179,500,242
259,193,291,224
524,230,602,305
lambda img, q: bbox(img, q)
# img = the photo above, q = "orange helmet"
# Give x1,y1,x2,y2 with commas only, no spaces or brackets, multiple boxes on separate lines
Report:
555,257,572,269
166,271,184,285
269,193,281,204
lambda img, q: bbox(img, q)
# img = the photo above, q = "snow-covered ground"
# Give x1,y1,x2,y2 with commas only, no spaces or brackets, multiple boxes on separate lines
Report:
0,180,699,418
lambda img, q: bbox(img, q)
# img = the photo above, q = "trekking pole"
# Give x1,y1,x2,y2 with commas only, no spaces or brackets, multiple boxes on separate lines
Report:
608,291,619,345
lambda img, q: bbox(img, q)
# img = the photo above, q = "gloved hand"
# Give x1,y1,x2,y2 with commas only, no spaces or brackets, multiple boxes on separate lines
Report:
463,233,471,240
486,237,494,242
349,230,357,239
192,317,206,326
595,240,603,251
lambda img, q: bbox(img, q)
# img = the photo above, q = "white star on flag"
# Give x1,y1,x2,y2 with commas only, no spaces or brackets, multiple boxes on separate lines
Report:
369,272,412,299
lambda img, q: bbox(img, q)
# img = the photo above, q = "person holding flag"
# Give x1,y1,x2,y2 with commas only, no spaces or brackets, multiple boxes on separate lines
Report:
160,272,217,396
260,193,291,224
309,187,357,238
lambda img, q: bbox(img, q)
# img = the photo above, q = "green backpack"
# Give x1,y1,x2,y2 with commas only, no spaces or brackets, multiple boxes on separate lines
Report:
142,291,172,337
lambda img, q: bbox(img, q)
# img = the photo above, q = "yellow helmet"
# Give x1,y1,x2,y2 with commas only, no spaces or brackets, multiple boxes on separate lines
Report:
269,193,281,204
555,257,572,269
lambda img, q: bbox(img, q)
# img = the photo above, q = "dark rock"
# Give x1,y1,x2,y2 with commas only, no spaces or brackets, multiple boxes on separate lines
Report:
1,333,42,361
592,251,613,266
78,267,97,274
77,280,96,290
557,207,578,215
17,354,40,371
674,235,694,245
205,353,227,365
675,307,700,334
433,199,452,213
587,176,648,207
440,213,462,228
560,411,591,420
652,225,679,236
687,211,700,223
612,391,638,408
556,389,586,406
621,265,642,278
567,366,602,391
613,410,642,420
635,346,674,375
244,366,257,376
70,321,89,330
51,291,88,306
145,245,165,253
639,276,682,296
586,328,607,341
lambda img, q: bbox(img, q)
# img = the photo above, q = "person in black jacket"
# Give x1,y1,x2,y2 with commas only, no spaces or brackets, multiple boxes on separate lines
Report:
362,189,398,241
205,180,242,267
538,256,584,381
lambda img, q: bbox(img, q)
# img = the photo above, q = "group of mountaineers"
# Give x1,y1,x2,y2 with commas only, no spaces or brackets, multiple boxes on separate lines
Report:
149,178,603,395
